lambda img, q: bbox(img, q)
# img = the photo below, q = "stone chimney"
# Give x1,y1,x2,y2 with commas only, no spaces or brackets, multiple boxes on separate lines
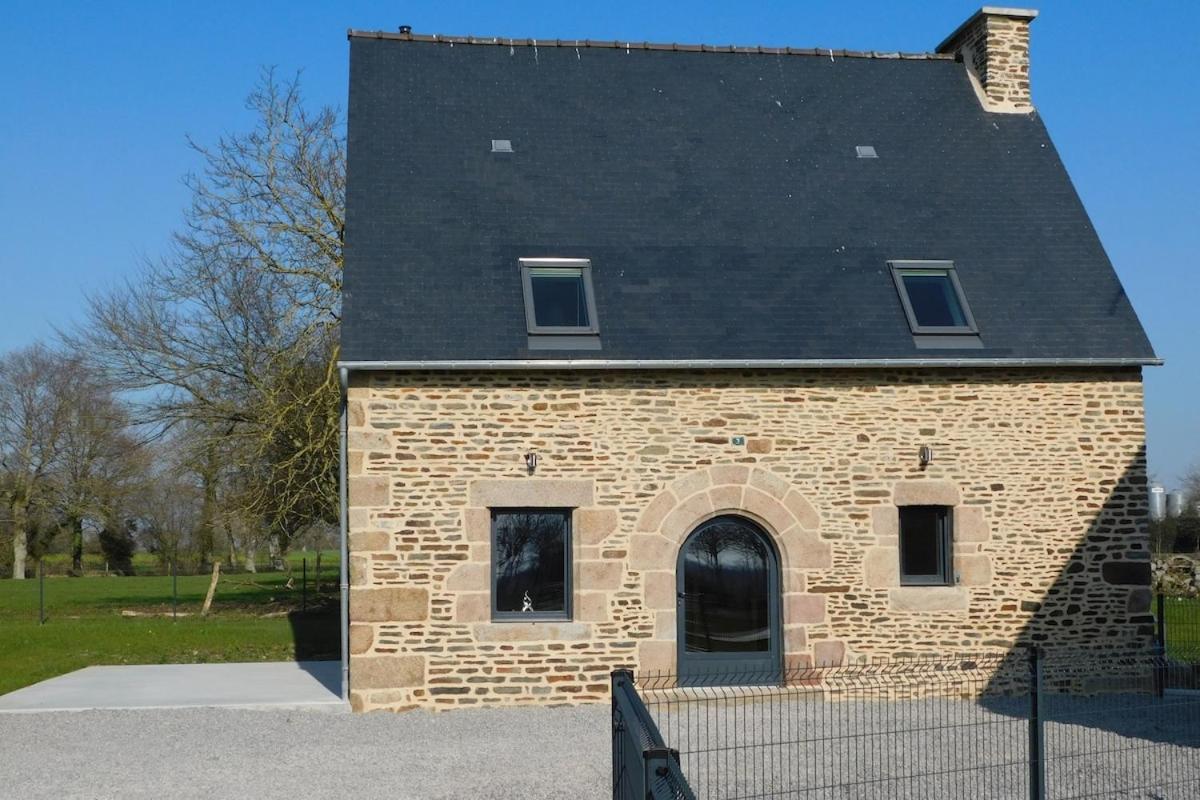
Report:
937,7,1038,112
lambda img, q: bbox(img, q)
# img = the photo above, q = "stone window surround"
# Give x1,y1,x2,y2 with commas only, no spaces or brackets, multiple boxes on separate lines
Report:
864,480,993,613
445,478,619,641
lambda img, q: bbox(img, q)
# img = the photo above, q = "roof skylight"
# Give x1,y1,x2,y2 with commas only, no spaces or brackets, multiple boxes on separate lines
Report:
889,261,978,335
520,258,600,335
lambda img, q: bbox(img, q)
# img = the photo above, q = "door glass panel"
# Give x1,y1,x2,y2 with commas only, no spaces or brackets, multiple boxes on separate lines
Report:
681,517,772,653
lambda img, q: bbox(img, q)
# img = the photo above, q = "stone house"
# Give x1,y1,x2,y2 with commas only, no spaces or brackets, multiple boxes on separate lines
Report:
337,7,1160,712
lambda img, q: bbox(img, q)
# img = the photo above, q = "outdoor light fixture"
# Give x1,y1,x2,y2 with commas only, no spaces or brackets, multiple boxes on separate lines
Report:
524,452,539,474
919,446,934,468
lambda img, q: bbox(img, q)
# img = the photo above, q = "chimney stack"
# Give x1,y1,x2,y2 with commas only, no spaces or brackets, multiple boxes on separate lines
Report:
937,7,1038,112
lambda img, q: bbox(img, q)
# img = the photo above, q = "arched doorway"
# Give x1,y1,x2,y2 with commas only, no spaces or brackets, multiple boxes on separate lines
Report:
676,515,782,685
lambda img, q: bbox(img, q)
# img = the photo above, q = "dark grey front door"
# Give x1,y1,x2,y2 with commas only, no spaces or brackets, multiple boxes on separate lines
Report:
676,515,782,686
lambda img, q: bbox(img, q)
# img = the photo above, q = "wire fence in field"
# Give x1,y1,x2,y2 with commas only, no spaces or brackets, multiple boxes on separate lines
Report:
0,552,341,625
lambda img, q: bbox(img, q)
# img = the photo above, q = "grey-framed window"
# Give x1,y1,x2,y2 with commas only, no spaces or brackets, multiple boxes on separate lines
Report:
491,508,572,621
898,505,954,586
889,261,978,335
520,258,600,335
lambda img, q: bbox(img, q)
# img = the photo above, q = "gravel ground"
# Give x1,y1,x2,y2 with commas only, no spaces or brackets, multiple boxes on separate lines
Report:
0,704,610,800
4,693,1196,799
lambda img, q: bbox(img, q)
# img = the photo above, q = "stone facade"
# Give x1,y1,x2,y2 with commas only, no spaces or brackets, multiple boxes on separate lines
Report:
937,7,1038,112
346,367,1151,711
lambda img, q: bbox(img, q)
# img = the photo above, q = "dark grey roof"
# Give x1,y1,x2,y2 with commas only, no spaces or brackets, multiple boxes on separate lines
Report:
340,34,1156,366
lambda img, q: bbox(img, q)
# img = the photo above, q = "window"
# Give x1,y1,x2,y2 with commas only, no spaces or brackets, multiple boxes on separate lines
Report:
520,258,599,334
898,506,954,586
491,509,572,621
890,261,978,334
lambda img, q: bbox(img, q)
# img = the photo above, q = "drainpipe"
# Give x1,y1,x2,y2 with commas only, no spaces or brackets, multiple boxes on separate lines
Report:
339,366,350,703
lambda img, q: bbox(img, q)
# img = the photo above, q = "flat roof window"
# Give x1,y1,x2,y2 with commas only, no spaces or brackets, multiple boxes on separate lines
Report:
889,261,978,335
520,258,599,335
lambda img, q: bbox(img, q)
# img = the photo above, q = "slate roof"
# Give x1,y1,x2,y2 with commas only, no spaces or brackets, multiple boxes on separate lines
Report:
340,32,1157,367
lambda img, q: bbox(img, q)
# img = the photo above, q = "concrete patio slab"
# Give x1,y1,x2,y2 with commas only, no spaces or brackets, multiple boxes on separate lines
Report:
0,661,347,713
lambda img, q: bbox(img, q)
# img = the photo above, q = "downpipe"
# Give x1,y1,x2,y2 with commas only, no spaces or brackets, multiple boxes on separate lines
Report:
339,366,350,703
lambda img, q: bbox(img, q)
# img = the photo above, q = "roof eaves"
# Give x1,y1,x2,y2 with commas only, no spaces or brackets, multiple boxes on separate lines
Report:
338,357,1164,372
345,29,955,61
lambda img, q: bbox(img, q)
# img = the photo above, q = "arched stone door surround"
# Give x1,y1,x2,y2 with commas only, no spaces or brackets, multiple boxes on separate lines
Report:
629,465,846,678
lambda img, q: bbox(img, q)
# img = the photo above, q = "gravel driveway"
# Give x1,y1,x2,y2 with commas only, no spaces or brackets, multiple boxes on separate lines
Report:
5,692,1196,799
0,704,610,800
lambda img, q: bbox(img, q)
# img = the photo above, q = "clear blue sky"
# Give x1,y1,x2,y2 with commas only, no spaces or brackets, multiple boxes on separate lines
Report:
1,1,1197,487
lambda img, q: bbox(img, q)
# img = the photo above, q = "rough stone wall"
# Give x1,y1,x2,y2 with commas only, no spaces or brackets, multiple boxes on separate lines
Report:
938,10,1035,111
346,368,1150,711
1154,555,1200,597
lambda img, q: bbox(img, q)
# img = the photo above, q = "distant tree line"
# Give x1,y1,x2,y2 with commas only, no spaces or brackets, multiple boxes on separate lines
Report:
0,71,342,579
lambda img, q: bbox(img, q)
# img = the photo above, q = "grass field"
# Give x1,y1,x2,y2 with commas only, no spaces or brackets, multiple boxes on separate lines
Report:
0,555,341,696
1159,595,1200,659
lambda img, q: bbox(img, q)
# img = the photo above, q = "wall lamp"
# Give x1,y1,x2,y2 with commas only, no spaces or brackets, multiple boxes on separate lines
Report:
919,446,934,469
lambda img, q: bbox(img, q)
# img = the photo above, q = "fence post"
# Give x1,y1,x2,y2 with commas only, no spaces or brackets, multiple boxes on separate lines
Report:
1156,593,1167,651
612,670,622,797
643,746,681,799
172,561,178,620
38,559,45,625
302,557,308,612
1155,593,1167,697
614,671,643,800
1028,646,1046,800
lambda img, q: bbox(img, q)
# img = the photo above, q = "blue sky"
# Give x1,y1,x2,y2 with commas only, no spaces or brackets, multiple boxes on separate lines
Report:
1,1,1196,487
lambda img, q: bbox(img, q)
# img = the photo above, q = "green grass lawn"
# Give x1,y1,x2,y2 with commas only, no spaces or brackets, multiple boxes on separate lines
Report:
1159,595,1200,659
0,559,341,696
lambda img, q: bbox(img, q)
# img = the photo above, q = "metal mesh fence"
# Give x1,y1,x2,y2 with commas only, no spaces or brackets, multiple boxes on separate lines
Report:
1040,650,1200,800
619,648,1200,800
637,656,1028,799
1160,594,1200,661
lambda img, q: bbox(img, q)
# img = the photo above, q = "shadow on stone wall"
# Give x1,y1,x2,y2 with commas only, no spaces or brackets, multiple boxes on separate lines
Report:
976,447,1169,739
1001,444,1152,655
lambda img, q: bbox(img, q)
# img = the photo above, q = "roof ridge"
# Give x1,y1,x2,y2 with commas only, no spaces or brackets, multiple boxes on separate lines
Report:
345,29,955,61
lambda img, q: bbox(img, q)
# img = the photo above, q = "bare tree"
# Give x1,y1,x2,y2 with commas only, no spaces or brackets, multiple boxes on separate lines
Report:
0,344,73,578
69,70,344,545
51,360,142,573
128,442,203,569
